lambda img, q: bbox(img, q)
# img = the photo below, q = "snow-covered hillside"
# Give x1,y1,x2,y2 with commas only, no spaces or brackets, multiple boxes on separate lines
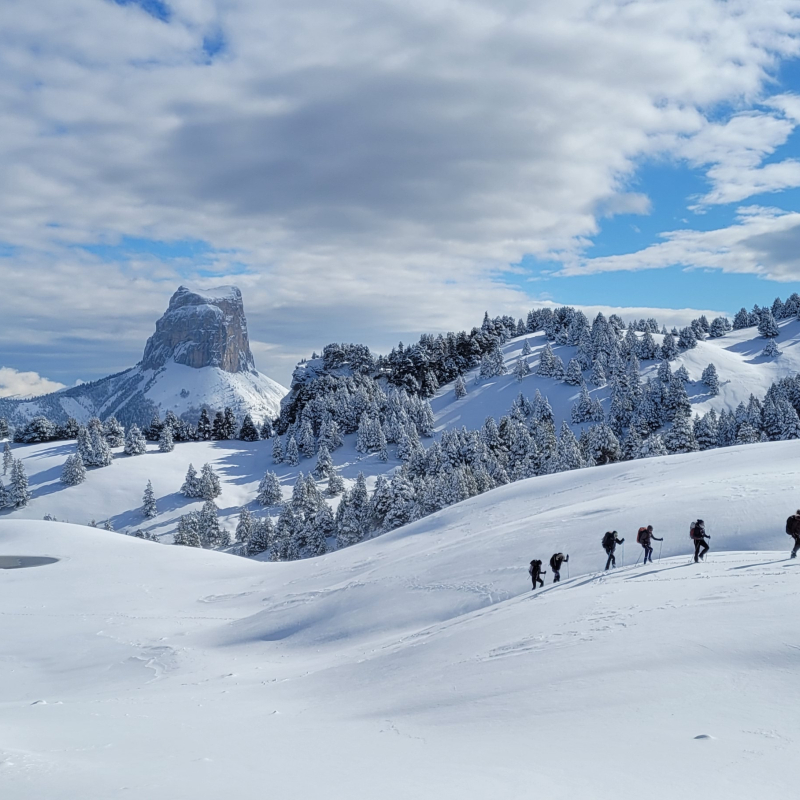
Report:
2,439,798,799
433,315,800,432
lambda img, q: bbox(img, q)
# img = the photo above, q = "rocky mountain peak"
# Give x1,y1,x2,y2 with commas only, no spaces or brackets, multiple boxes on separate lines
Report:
141,285,256,373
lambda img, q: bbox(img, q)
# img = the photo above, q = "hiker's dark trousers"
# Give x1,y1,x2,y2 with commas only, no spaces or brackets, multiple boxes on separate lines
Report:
605,549,616,570
791,535,800,558
644,545,654,564
694,539,709,562
553,570,561,583
531,576,544,589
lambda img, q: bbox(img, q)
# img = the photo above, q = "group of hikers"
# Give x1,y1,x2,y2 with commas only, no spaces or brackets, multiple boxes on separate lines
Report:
528,511,800,590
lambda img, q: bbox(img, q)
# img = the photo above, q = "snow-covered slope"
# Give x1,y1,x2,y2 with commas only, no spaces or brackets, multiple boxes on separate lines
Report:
2,440,799,799
433,317,800,432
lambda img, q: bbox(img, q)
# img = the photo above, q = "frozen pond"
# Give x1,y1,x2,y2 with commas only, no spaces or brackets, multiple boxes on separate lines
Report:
0,556,60,570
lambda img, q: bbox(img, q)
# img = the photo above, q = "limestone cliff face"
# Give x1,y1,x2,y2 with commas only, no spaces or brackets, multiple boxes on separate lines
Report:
141,286,256,373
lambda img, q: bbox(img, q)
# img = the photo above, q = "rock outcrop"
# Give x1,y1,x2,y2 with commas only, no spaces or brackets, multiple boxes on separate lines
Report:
141,286,256,373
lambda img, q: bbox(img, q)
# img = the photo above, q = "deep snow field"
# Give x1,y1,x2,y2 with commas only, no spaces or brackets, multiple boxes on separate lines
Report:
2,440,799,799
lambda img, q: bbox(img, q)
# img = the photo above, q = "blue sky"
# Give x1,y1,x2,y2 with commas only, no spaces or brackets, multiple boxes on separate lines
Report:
2,1,800,394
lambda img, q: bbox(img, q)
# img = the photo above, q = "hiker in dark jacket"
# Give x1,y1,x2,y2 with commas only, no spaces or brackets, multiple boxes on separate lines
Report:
786,511,800,559
549,553,569,583
690,520,710,563
638,525,662,565
528,559,545,590
602,531,624,570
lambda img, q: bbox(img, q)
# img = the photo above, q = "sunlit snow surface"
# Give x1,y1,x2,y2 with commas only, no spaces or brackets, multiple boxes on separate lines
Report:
2,438,799,798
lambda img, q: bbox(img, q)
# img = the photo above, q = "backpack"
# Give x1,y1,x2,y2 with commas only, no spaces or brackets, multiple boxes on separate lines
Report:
636,527,647,544
602,531,615,549
690,522,704,540
550,554,561,570
787,515,800,536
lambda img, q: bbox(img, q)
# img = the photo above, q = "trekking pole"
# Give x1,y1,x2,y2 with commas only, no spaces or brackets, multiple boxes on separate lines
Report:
634,549,642,566
658,540,663,562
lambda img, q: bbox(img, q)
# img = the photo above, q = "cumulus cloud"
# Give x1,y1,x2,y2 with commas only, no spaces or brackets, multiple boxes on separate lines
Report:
1,1,800,382
0,368,66,399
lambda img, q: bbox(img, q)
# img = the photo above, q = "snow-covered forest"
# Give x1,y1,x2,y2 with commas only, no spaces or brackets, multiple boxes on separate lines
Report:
4,294,800,564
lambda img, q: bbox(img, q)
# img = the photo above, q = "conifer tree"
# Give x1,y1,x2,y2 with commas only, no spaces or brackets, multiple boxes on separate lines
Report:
3,441,12,475
337,472,370,547
272,435,284,464
313,443,334,480
142,480,158,518
103,417,125,448
61,452,86,486
87,419,113,467
762,338,781,358
222,407,237,439
104,519,115,531
260,418,273,440
199,462,222,500
780,400,800,440
521,339,532,356
383,471,416,531
181,464,201,498
660,332,678,360
0,418,8,440
309,504,335,554
212,411,227,440
326,469,345,496
9,459,31,508
454,374,467,399
238,414,260,442
758,309,779,338
663,410,699,454
196,408,213,440
674,365,690,382
235,507,254,546
736,421,760,445
636,433,668,458
514,355,531,382
550,422,584,473
248,516,274,555
564,358,583,385
285,435,300,466
694,411,719,450
378,427,389,461
701,363,719,395
158,424,175,453
174,512,202,547
299,419,316,458
124,424,147,456
589,359,606,387
257,470,283,506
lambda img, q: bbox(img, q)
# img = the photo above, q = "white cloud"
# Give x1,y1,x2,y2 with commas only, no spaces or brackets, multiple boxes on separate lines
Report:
0,367,66,399
0,1,799,383
561,206,800,282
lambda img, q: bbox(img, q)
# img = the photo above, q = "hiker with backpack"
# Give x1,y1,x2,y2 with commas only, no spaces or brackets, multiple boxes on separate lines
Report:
690,520,710,563
602,531,624,570
785,510,800,559
549,552,569,583
528,559,545,590
637,525,662,565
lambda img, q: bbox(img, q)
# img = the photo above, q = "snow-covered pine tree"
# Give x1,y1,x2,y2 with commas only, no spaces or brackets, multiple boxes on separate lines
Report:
181,463,200,497
677,327,697,350
564,358,582,385
211,411,226,440
235,508,254,546
0,418,8,440
272,435,284,464
585,424,621,465
103,417,125,448
674,364,689,382
550,422,584,473
514,355,531,382
103,520,114,531
222,407,238,440
174,512,202,547
285,435,300,466
312,443,333,480
521,339,532,356
337,472,370,548
762,338,781,357
260,418,273,440
3,441,12,475
310,504,335,554
9,459,31,508
158,424,174,453
124,424,147,455
663,409,699,454
622,426,642,460
779,400,800,440
383,471,416,531
732,308,749,329
660,332,678,360
736,421,761,445
589,358,606,387
636,433,668,458
248,516,274,555
290,471,309,511
238,414,260,442
299,419,316,458
570,383,594,424
378,427,389,461
88,419,113,467
196,409,213,440
199,462,222,500
537,342,556,376
758,309,780,338
61,452,86,486
326,469,345,496
701,363,719,395
272,505,301,561
142,480,158,519
200,500,228,548
257,470,282,506
694,410,719,450
454,374,467,399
